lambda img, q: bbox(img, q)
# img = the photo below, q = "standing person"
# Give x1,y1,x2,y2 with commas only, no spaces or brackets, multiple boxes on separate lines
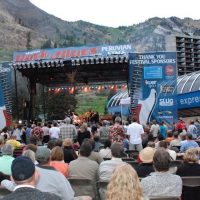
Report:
99,120,109,144
127,117,144,152
150,120,160,140
2,156,61,200
77,123,91,146
25,124,32,144
159,121,167,139
49,122,60,140
59,118,77,141
188,120,197,139
42,123,50,144
108,117,125,143
176,118,187,133
12,124,23,143
31,123,44,145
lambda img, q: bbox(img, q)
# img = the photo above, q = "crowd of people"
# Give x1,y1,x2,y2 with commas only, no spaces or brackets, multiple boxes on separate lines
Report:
0,116,200,200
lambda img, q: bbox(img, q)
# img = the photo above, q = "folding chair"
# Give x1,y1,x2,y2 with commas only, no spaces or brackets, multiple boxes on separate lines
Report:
149,196,180,200
125,161,139,169
68,177,97,199
125,149,139,159
97,180,109,200
0,187,11,199
169,160,183,168
181,176,200,200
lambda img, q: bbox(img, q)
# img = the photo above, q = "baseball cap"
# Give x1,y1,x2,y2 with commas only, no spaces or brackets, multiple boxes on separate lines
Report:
12,156,35,181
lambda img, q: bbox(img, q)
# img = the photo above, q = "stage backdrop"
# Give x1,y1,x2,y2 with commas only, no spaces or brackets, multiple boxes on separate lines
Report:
0,62,12,129
129,52,177,128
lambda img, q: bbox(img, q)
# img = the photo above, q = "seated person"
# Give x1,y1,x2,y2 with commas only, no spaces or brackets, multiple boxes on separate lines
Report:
180,133,199,152
50,146,69,177
135,147,155,177
141,148,182,197
99,142,125,181
99,139,112,159
176,148,200,200
0,144,14,175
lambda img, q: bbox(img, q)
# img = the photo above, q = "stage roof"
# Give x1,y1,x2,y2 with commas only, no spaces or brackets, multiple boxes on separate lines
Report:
12,44,132,86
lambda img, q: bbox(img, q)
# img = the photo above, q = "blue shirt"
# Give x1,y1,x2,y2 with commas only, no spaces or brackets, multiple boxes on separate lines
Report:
159,125,167,139
180,140,199,152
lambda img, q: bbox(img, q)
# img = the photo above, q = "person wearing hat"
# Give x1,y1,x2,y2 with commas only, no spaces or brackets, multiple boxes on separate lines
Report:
2,156,61,200
135,147,155,177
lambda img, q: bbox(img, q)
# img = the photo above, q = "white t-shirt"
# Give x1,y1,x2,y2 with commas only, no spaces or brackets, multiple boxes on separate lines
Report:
49,127,60,139
127,122,144,144
150,124,160,137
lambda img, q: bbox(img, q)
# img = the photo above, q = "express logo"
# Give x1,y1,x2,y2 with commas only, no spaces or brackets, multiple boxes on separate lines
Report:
165,65,174,76
159,98,174,106
145,80,157,88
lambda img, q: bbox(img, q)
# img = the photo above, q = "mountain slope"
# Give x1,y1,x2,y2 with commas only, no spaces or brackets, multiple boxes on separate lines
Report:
1,0,200,61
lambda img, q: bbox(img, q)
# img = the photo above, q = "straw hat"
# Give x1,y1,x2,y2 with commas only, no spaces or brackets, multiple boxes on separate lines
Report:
139,147,155,163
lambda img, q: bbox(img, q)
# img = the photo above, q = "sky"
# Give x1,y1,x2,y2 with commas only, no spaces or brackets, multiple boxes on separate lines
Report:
30,0,200,27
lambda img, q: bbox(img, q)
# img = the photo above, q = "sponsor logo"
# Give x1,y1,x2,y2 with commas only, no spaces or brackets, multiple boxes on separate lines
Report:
160,85,174,93
165,65,174,76
159,98,174,106
145,80,157,88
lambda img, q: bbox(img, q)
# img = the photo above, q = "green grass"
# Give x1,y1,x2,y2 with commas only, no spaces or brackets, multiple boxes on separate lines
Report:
75,91,108,115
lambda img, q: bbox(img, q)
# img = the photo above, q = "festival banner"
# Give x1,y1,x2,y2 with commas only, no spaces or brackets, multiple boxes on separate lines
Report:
0,62,12,129
13,44,133,63
129,52,177,128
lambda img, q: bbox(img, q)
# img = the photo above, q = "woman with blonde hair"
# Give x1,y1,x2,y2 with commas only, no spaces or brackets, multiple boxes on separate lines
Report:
63,138,77,163
106,164,146,200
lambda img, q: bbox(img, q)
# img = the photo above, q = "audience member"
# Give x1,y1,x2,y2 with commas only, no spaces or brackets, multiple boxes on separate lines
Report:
24,144,37,153
6,135,22,149
108,116,125,143
77,123,91,146
99,142,125,181
59,117,77,141
88,139,103,164
63,138,78,163
180,133,199,152
2,156,61,200
0,144,14,175
106,164,145,200
47,139,56,150
135,147,155,177
159,140,176,160
169,131,181,148
93,135,104,152
159,121,167,139
141,148,182,197
42,123,50,144
127,117,144,152
165,130,174,144
23,149,38,165
49,122,60,139
176,148,200,200
55,139,63,147
150,120,160,140
99,120,109,144
31,123,44,145
69,139,99,182
99,139,112,159
36,146,74,200
50,146,69,177
0,135,4,156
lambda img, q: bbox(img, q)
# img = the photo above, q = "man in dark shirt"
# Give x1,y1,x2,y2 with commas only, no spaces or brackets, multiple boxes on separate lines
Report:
2,156,61,200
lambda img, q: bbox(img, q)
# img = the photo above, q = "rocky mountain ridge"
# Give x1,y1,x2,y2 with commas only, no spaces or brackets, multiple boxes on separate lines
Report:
1,0,200,61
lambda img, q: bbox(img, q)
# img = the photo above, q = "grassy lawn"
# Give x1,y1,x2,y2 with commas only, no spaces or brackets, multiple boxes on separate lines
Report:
75,91,108,115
